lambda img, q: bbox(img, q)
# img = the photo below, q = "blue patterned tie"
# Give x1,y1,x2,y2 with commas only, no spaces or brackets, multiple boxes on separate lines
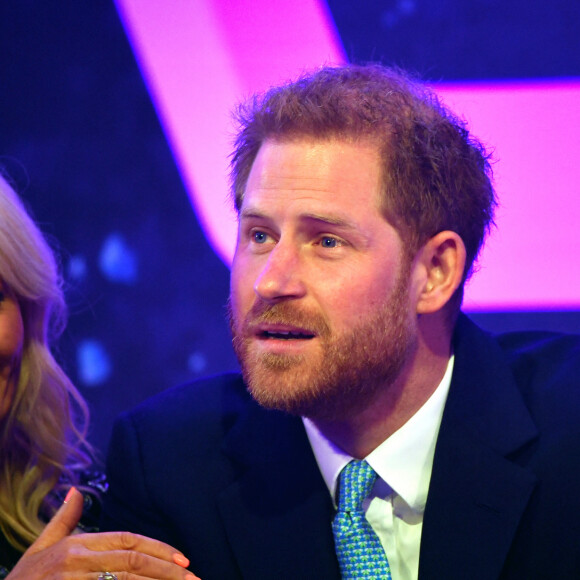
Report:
332,460,392,579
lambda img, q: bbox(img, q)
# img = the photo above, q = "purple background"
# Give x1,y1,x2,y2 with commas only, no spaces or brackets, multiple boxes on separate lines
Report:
1,0,578,455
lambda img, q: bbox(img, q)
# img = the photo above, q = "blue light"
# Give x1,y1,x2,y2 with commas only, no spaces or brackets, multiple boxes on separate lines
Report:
68,254,88,280
77,339,112,386
99,232,138,284
187,351,207,374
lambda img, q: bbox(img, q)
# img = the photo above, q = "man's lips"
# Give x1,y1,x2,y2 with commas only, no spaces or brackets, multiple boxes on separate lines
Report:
253,323,316,340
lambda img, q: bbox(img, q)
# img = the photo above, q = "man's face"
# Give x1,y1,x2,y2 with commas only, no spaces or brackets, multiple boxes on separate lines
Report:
229,138,417,421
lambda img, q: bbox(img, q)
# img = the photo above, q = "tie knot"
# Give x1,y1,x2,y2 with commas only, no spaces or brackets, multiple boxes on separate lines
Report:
337,460,378,513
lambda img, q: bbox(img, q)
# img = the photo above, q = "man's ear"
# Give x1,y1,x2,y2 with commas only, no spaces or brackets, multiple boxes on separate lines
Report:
413,231,466,314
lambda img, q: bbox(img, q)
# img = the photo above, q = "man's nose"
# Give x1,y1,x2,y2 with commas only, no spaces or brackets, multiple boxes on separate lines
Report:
253,242,306,302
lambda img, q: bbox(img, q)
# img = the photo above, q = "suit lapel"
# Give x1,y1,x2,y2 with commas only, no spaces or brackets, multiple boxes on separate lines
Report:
218,404,341,579
419,315,538,580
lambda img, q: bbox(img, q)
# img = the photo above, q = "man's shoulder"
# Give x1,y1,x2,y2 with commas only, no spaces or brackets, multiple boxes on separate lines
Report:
496,325,580,350
457,315,580,422
143,371,248,405
455,314,580,405
496,329,580,402
495,327,580,373
108,371,307,480
120,372,253,431
458,313,580,367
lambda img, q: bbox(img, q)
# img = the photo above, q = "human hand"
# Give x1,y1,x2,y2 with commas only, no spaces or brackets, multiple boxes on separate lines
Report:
7,487,200,580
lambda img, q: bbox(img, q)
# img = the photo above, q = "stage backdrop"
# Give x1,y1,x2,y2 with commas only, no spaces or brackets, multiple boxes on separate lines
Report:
1,0,578,454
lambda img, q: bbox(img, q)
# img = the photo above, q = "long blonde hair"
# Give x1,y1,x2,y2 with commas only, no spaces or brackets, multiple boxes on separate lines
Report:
0,173,93,552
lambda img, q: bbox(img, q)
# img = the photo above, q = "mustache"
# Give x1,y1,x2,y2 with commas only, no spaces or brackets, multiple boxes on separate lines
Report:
228,298,331,338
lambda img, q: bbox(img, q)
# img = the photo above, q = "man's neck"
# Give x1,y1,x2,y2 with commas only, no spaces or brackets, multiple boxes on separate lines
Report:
312,324,453,458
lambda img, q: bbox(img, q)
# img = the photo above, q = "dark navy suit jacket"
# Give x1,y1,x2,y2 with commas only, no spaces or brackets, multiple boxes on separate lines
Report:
101,315,580,579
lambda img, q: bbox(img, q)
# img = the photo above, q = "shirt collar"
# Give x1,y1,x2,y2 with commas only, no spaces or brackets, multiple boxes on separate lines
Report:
303,355,454,514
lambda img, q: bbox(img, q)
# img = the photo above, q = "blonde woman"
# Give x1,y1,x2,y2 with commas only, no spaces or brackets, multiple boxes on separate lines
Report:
0,173,197,580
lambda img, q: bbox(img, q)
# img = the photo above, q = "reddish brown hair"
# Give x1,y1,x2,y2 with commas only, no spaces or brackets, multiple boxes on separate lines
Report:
230,64,496,304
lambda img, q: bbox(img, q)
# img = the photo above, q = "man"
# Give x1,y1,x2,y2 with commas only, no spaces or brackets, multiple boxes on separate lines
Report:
102,64,580,579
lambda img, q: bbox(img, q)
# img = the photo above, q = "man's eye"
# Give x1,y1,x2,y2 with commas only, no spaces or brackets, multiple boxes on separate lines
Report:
320,236,339,248
252,231,268,244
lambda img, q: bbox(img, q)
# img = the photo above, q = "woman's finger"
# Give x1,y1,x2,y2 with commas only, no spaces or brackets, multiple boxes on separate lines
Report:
25,487,84,554
63,530,191,566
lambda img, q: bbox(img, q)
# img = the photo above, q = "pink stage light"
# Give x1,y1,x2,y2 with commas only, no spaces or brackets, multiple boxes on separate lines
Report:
114,0,345,266
435,81,580,310
114,0,580,311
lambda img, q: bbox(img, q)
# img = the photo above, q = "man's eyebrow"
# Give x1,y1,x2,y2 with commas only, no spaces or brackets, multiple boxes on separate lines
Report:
239,208,269,220
300,212,357,229
240,208,357,229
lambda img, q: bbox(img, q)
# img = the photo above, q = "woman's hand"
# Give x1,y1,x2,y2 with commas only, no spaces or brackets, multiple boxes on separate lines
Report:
7,488,200,580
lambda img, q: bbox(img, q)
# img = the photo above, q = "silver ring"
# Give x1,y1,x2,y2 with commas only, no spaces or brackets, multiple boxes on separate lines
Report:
97,574,118,580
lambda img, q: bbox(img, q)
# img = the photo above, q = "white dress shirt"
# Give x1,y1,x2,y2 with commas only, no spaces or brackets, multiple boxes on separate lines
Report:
303,356,454,580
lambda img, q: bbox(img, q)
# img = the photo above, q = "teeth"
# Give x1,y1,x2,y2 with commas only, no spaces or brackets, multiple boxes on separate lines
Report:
263,330,312,339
